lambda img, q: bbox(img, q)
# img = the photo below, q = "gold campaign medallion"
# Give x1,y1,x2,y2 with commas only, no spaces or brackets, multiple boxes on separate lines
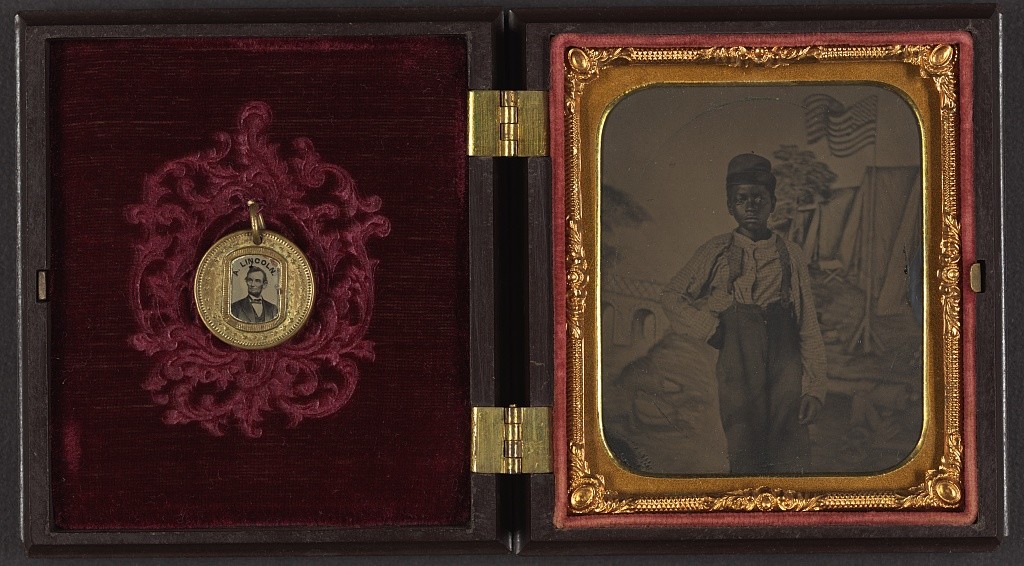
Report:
194,201,315,349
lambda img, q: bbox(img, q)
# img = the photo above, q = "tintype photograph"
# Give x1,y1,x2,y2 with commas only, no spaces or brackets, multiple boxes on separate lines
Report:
229,254,284,326
600,84,924,476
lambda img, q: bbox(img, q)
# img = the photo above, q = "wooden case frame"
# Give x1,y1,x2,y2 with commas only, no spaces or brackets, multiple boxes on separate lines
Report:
11,3,1007,559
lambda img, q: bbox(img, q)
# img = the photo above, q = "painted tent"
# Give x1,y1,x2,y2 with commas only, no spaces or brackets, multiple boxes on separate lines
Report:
792,166,922,317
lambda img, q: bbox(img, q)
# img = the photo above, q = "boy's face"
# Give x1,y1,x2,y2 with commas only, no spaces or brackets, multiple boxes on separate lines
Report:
727,183,774,233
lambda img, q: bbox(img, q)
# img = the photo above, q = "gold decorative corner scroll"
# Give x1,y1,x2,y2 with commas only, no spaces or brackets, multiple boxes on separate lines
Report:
568,444,635,514
895,433,964,509
563,43,964,514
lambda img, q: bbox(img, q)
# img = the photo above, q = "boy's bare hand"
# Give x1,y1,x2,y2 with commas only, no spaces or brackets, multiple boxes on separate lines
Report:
799,395,822,424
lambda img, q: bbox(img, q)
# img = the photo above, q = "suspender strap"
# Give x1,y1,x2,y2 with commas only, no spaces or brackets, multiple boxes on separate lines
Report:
775,236,792,307
725,238,744,295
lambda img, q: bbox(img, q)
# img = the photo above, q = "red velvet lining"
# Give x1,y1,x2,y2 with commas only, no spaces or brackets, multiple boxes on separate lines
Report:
550,31,977,529
50,36,471,530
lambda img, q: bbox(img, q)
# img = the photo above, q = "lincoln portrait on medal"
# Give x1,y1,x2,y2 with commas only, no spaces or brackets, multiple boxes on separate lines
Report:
230,265,280,323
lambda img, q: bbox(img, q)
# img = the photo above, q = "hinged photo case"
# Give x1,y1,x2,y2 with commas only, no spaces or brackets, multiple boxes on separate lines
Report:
16,4,1004,557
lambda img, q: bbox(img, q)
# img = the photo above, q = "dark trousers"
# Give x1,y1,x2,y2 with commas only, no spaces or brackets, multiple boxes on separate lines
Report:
715,302,809,474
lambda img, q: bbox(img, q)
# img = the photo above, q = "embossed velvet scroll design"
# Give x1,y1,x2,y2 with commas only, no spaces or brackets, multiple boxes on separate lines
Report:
127,102,390,437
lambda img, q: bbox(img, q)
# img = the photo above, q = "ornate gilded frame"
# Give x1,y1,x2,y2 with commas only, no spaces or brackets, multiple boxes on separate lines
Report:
553,33,976,523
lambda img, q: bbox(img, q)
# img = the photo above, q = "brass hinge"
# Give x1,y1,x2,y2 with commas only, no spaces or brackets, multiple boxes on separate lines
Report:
471,406,551,473
467,90,548,157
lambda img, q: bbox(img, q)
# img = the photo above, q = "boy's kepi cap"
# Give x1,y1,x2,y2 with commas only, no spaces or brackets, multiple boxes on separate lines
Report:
726,153,777,195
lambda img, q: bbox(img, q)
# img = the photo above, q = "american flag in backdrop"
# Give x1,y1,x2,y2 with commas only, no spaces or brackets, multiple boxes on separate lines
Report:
803,94,879,158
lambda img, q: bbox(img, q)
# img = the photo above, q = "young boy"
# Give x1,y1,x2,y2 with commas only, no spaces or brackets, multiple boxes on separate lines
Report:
660,153,827,474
